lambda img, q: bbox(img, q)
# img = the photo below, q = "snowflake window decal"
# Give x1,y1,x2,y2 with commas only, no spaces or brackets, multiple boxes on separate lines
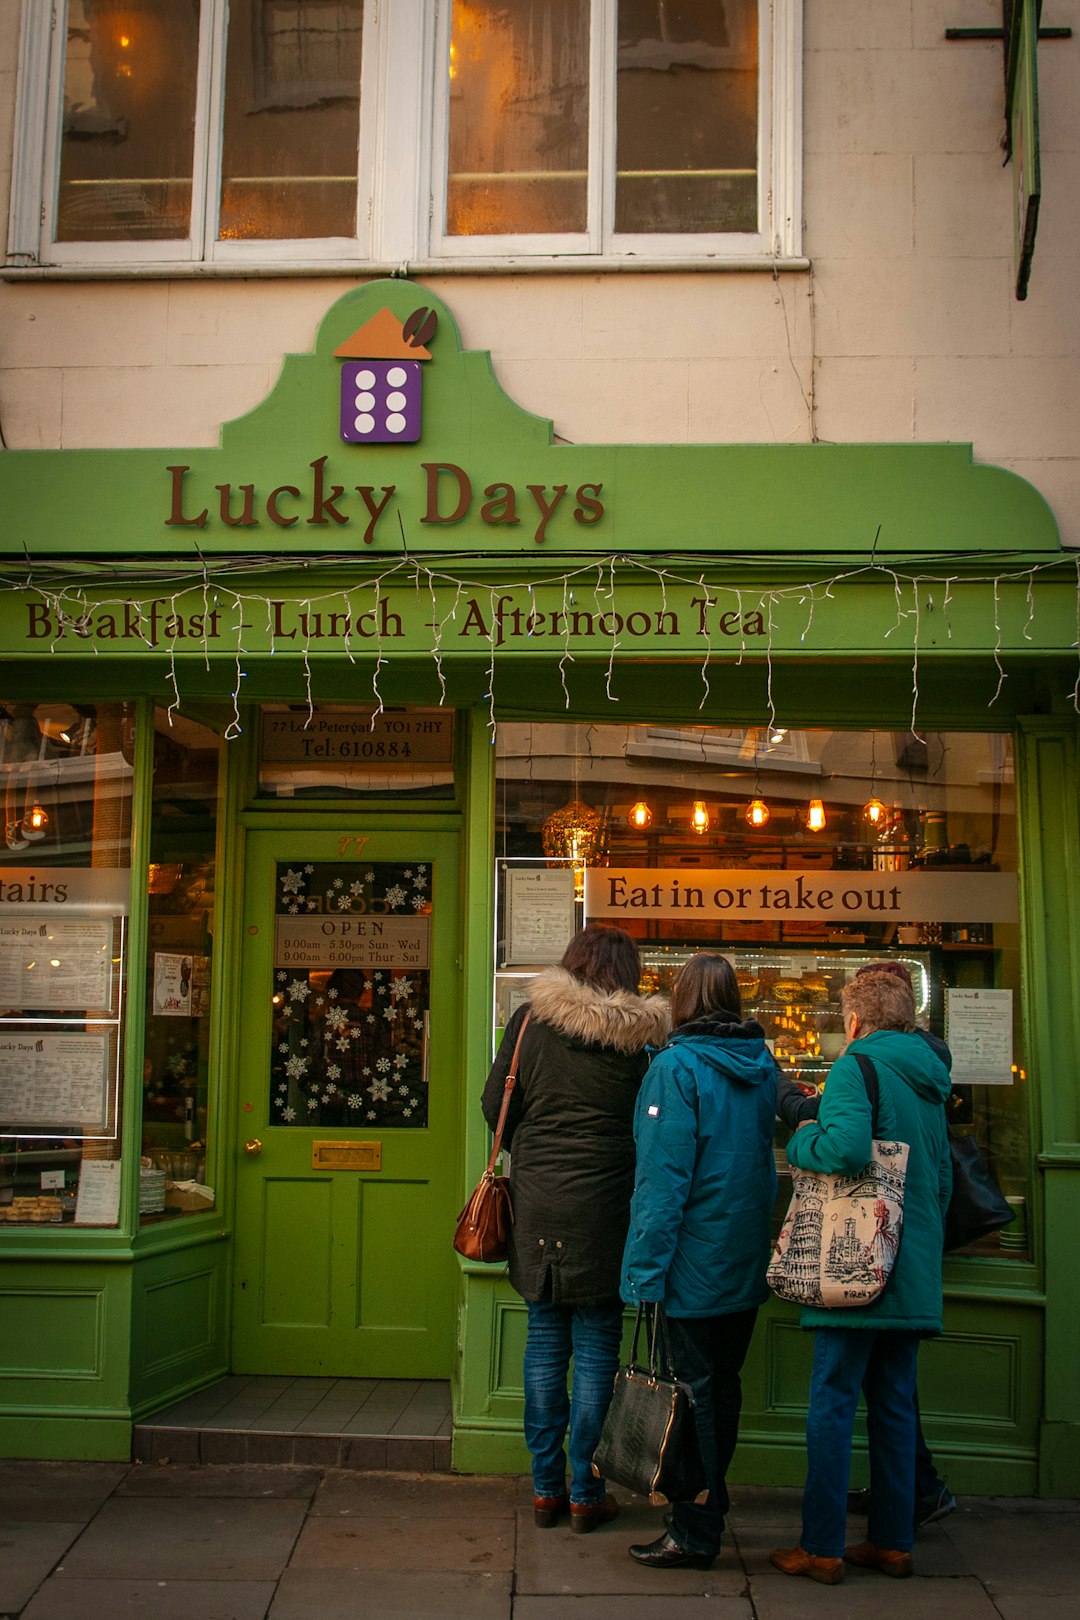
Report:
270,858,431,1130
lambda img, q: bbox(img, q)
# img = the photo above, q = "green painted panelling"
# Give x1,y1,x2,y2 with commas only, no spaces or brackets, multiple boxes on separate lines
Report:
1039,1420,1080,1497
140,1267,217,1376
0,281,1059,559
919,1331,1028,1428
452,1426,532,1477
0,1289,103,1377
0,1416,132,1462
357,1179,436,1332
492,1299,527,1399
261,1178,334,1327
761,1313,816,1415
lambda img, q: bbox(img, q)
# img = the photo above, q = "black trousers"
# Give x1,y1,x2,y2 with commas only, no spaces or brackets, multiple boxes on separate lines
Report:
666,1307,759,1555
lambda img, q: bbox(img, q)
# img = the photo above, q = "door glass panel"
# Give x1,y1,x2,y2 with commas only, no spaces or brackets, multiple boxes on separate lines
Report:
141,708,223,1221
219,0,363,241
57,0,201,242
270,861,431,1128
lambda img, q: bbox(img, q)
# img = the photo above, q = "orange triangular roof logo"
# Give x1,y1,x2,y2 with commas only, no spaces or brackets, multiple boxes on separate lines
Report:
334,307,432,360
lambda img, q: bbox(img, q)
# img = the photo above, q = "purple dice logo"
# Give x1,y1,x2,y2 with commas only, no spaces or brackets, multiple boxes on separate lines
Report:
341,360,422,444
334,306,437,447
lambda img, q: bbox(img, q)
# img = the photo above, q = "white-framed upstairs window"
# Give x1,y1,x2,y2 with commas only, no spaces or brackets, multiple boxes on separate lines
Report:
7,0,802,272
432,0,801,260
9,0,378,268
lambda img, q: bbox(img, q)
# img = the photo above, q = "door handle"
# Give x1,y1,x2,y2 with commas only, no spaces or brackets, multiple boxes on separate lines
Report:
244,1138,263,1157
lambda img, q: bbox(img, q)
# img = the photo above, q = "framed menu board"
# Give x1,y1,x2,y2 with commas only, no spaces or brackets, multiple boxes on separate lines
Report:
0,1027,115,1133
0,917,116,1014
0,899,126,1139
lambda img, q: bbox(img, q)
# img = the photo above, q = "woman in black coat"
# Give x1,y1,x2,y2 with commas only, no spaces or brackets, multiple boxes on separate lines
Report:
482,924,668,1534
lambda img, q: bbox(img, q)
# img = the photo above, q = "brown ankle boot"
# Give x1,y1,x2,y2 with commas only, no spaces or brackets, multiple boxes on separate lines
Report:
843,1540,913,1578
569,1494,619,1533
769,1545,845,1584
533,1490,568,1528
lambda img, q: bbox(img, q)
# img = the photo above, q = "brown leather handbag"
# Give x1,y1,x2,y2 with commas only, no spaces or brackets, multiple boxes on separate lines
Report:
453,1013,531,1263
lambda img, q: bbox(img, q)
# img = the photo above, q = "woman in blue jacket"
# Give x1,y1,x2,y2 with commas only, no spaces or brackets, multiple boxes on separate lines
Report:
770,967,952,1585
621,952,779,1571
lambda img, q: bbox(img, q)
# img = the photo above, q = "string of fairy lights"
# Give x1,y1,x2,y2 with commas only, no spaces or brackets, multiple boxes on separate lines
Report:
3,549,1079,746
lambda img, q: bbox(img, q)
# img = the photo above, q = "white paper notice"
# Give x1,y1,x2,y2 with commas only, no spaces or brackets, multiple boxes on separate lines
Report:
946,988,1014,1085
0,1031,112,1128
153,951,194,1016
506,868,577,965
0,918,114,1012
75,1159,121,1226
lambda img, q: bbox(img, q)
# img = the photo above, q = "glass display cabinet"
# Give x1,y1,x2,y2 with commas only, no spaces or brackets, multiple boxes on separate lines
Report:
638,943,933,1095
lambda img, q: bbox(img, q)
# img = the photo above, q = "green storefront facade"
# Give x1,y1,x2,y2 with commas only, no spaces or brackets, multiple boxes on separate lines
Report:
1,282,1078,1496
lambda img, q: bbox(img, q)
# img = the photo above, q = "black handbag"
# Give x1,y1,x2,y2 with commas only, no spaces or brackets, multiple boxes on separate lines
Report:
592,1304,707,1506
945,1132,1015,1252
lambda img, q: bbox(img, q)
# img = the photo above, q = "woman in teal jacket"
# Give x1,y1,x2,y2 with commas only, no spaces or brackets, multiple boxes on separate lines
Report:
770,968,952,1586
620,953,778,1572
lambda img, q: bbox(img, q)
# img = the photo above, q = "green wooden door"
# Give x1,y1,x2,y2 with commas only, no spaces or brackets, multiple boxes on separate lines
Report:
231,829,461,1377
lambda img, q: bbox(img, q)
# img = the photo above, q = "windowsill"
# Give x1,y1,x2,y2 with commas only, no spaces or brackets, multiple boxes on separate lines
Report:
1,254,811,283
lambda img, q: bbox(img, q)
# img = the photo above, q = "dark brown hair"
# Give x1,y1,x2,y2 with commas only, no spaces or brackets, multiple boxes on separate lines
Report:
671,952,741,1030
560,924,642,995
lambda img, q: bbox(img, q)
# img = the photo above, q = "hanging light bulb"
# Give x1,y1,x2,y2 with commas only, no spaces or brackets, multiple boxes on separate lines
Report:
807,799,826,832
690,801,710,835
745,797,770,828
22,801,48,839
628,800,653,830
862,795,887,828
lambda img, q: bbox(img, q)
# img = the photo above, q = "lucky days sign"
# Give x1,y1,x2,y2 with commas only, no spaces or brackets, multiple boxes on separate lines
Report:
584,868,1020,925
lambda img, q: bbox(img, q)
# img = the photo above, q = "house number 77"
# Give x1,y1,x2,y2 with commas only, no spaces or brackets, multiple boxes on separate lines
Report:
338,835,371,858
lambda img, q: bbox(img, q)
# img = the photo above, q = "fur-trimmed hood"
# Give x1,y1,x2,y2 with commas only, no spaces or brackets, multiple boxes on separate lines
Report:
527,967,670,1055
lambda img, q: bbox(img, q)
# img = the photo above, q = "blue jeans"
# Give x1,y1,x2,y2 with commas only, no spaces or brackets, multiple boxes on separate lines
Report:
801,1327,919,1558
524,1298,623,1504
666,1308,759,1556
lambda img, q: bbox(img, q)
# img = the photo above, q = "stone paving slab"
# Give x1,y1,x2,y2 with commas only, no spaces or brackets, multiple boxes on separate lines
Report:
21,1577,277,1620
943,1508,1080,1594
750,1575,1002,1620
0,1463,129,1523
514,1499,747,1597
312,1468,518,1518
288,1512,515,1573
114,1463,322,1500
514,1600,753,1619
53,1497,307,1582
994,1599,1080,1620
3,1465,1079,1619
269,1567,512,1618
0,1521,86,1614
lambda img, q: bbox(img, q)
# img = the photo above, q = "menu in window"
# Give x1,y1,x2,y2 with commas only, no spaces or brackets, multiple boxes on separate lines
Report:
945,988,1014,1085
0,1032,111,1129
505,868,577,965
0,918,114,1012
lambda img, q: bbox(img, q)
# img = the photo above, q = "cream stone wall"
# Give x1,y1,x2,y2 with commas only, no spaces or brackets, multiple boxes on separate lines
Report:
0,1,1077,543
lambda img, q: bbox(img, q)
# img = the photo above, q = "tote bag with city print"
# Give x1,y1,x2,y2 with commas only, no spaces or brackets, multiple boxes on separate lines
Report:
767,1053,909,1309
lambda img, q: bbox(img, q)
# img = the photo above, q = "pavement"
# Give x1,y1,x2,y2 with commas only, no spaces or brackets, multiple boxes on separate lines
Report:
1,1461,1078,1620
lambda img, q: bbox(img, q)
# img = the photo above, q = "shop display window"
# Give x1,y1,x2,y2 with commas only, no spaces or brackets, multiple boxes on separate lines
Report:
0,702,134,1227
495,723,1031,1262
140,710,223,1221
